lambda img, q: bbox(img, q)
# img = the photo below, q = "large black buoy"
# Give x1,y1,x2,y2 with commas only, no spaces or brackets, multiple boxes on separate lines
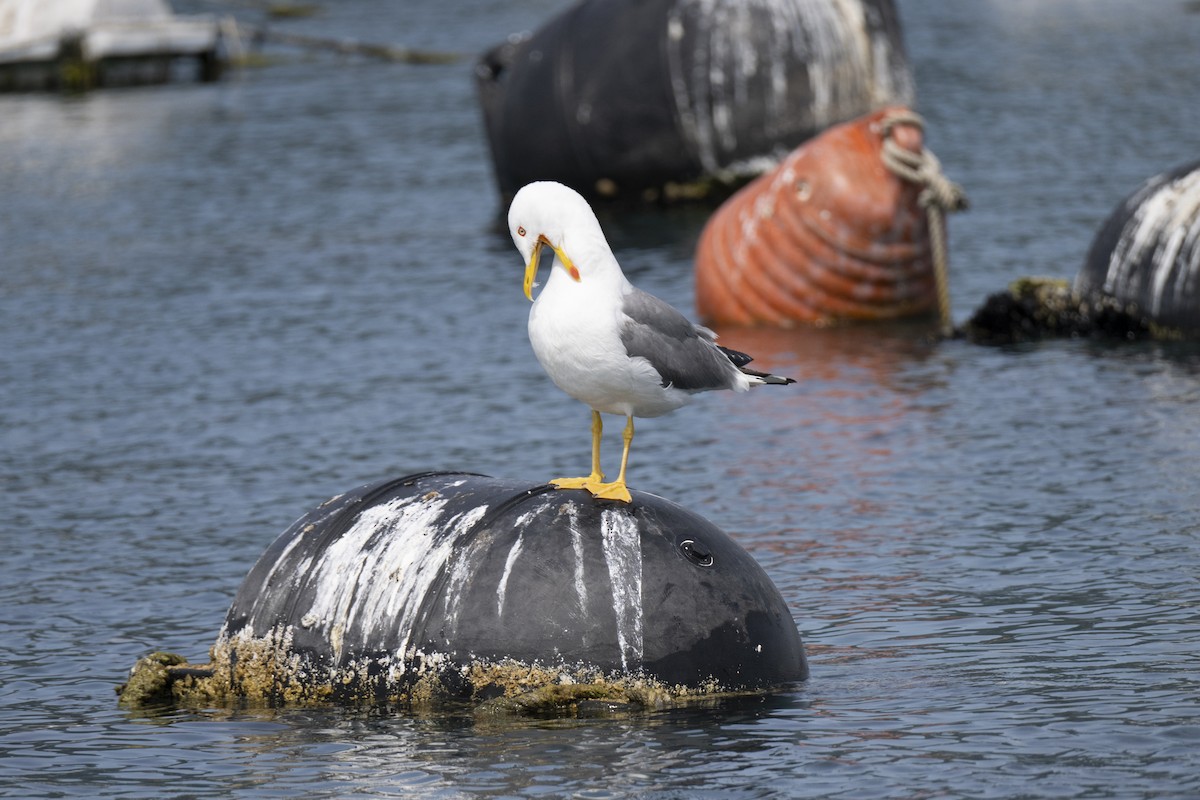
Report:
475,0,914,203
197,472,806,707
1075,159,1200,336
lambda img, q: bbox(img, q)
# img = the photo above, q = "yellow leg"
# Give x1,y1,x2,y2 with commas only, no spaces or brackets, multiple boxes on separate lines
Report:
587,416,633,503
550,410,605,490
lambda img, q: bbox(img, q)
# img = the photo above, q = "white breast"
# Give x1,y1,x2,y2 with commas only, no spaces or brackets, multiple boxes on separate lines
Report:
528,269,692,418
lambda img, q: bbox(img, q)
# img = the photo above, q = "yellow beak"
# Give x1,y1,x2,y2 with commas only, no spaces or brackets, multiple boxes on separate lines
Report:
524,234,581,301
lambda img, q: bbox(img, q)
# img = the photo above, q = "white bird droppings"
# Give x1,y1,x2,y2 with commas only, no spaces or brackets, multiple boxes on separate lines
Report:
600,510,644,671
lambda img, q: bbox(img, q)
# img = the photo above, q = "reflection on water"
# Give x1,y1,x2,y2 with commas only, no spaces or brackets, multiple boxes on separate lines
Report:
2,0,1200,797
177,699,821,799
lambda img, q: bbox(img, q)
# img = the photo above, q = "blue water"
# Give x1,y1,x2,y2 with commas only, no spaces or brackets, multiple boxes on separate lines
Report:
2,0,1199,797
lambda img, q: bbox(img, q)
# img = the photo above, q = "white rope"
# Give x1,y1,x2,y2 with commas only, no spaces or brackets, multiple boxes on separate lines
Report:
880,111,967,336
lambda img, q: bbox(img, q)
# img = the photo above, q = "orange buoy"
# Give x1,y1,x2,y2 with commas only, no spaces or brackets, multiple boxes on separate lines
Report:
695,106,957,328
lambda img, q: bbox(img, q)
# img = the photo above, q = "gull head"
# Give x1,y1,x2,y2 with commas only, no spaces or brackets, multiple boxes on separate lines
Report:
509,181,606,301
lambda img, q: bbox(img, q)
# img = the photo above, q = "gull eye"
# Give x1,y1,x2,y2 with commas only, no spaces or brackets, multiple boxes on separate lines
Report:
517,226,526,237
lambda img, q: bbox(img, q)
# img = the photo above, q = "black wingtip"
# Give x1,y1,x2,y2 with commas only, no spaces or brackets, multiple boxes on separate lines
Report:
716,344,754,368
717,345,794,384
740,366,796,385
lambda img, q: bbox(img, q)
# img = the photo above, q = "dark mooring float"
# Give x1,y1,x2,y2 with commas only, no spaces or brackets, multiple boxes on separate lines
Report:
475,0,914,203
120,472,808,714
960,160,1200,344
1075,159,1200,336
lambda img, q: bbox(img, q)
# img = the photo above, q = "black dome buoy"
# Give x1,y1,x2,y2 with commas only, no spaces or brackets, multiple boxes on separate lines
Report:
959,161,1200,344
475,0,914,203
207,472,807,705
1075,159,1200,336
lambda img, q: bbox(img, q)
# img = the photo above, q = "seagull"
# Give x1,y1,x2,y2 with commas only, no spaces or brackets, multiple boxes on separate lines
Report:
508,181,795,503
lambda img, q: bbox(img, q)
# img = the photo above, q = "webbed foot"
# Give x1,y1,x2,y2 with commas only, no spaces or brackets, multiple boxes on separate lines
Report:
549,475,631,503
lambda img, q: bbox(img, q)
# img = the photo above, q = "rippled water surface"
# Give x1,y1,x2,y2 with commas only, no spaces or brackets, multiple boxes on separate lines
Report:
2,1,1199,797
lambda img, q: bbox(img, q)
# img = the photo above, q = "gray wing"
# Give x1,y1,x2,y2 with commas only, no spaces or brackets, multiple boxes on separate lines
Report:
619,287,739,391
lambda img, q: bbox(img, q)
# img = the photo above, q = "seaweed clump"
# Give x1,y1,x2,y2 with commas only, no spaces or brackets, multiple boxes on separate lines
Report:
957,277,1168,344
117,627,757,719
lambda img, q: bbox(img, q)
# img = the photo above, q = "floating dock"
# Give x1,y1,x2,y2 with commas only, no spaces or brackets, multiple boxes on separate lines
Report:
0,0,223,91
